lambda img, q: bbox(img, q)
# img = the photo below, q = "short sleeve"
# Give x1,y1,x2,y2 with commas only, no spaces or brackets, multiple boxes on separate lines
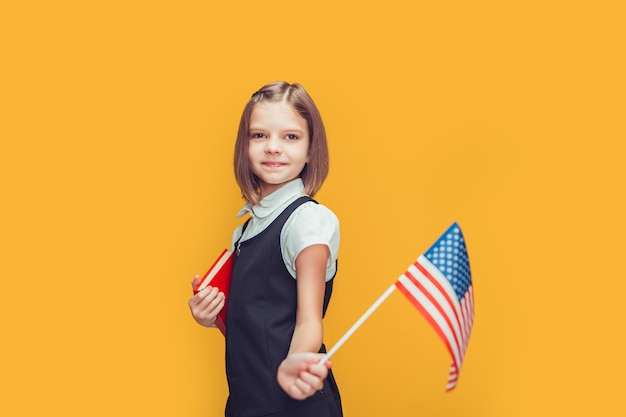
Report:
281,202,340,281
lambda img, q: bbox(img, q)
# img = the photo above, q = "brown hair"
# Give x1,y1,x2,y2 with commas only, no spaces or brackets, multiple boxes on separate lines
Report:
234,81,329,205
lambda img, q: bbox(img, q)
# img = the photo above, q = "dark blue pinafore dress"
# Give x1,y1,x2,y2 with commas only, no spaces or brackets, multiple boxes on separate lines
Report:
224,196,343,417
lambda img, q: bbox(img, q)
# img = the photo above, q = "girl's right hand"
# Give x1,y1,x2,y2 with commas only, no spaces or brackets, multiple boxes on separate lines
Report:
188,275,225,328
277,352,332,400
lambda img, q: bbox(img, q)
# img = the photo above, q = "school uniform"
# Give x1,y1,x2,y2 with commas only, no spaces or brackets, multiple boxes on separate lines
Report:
224,180,342,417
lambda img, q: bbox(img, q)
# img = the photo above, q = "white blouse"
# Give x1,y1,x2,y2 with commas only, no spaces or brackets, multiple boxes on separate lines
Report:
231,179,340,281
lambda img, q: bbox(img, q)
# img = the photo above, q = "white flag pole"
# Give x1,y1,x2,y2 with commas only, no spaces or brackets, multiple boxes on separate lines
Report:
319,283,397,365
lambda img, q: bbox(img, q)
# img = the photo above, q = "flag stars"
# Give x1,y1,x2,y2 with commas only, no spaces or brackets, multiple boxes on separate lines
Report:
424,223,471,300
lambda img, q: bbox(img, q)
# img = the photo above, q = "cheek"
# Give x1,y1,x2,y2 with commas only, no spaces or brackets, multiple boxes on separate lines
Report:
248,142,261,158
297,147,309,164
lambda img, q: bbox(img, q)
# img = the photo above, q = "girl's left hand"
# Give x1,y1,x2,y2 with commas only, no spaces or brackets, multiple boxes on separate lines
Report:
277,352,331,400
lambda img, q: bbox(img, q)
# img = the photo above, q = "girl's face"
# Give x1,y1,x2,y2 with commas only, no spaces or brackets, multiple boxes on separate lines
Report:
248,101,310,198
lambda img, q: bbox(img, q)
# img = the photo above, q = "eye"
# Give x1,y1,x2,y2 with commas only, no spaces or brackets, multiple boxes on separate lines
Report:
285,134,298,141
250,132,266,139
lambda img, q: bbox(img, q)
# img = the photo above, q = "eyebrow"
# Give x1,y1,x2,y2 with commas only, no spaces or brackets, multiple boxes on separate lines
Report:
248,126,306,134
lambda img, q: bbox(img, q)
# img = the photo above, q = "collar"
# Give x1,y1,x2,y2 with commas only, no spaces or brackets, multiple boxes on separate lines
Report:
236,179,305,219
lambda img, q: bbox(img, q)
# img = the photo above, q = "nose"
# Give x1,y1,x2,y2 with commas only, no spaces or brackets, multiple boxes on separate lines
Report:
265,135,282,154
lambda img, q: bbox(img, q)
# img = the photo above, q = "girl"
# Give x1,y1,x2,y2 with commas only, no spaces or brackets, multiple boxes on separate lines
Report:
189,81,343,417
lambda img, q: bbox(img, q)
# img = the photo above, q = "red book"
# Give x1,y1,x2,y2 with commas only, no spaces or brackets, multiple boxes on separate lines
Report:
193,249,234,336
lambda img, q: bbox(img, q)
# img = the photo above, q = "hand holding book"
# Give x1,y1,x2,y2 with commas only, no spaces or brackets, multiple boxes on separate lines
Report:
191,249,234,336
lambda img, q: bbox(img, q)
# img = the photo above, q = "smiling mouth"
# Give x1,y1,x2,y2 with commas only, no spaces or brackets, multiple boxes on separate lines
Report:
262,162,286,167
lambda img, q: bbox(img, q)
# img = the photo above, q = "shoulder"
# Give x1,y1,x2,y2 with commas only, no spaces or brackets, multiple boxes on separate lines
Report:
289,200,339,228
229,218,251,250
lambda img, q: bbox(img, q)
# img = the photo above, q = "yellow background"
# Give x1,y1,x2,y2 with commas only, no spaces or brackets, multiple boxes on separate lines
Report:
2,1,624,416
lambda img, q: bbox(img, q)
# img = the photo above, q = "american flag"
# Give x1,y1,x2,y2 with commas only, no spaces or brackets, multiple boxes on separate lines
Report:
395,222,474,391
